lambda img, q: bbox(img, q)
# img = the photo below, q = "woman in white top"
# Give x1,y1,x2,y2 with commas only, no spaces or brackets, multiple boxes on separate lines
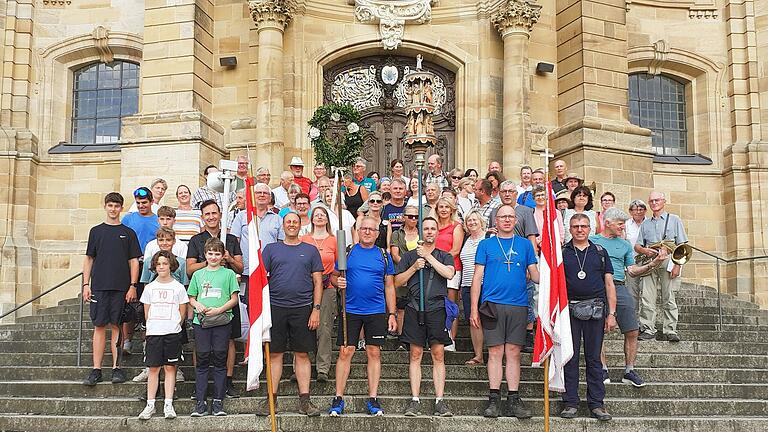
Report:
459,210,486,365
406,177,424,208
456,177,475,216
389,158,410,187
563,185,597,243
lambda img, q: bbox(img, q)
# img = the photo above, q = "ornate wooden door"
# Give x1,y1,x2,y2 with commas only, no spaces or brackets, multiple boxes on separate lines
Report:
323,56,456,175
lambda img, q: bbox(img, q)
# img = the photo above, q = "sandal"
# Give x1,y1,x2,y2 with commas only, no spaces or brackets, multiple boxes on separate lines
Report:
464,358,484,366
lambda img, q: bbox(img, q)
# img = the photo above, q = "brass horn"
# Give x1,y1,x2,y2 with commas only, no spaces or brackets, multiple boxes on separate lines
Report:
634,241,693,277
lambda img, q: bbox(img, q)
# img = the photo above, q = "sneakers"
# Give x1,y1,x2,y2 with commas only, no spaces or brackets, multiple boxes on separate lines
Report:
254,396,277,417
638,331,656,341
357,340,366,351
403,399,421,416
122,341,133,355
190,400,208,417
225,383,240,398
667,333,681,342
133,367,150,382
329,396,345,416
622,370,646,387
433,399,453,417
176,369,185,382
138,403,155,420
111,368,127,384
483,396,501,418
164,403,177,419
211,399,226,416
444,338,456,352
83,369,103,386
366,397,384,416
591,406,612,421
506,395,532,419
316,372,329,383
602,369,611,384
560,406,578,418
298,396,321,416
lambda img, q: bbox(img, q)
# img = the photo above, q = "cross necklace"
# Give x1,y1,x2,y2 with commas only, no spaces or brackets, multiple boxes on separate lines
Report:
496,235,517,271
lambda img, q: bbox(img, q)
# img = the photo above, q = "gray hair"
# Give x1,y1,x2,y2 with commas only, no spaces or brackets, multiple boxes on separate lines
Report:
391,177,406,187
354,157,367,167
253,183,271,193
280,170,293,181
603,207,629,223
628,199,647,210
500,180,517,191
288,184,302,194
255,166,270,175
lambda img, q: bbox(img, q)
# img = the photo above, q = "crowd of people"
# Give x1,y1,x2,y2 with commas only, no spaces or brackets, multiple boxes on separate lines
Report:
80,153,688,421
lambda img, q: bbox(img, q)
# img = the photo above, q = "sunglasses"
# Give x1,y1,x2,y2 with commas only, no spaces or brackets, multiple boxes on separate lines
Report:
369,199,383,204
451,176,462,180
133,188,149,198
404,214,419,220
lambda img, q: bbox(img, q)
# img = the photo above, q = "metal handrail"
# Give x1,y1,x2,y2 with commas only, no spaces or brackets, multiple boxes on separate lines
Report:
687,246,768,330
0,272,86,366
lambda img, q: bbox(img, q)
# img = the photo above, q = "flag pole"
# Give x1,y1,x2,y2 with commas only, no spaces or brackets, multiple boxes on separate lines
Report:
543,357,550,432
244,147,277,432
540,146,555,432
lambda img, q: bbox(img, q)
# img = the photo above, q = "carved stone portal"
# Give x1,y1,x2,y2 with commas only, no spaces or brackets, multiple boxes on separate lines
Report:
354,0,436,50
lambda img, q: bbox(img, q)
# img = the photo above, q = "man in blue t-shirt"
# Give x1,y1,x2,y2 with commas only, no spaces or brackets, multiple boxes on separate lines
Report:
470,204,539,419
122,187,160,252
329,216,396,417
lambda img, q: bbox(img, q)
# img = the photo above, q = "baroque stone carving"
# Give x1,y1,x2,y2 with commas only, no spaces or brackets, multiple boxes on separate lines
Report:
491,0,542,35
649,39,669,75
330,66,385,112
249,0,297,29
394,68,446,115
92,26,113,63
354,0,436,50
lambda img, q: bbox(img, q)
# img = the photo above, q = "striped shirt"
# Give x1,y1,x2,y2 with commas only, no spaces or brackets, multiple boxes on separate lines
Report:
459,236,483,287
173,209,203,242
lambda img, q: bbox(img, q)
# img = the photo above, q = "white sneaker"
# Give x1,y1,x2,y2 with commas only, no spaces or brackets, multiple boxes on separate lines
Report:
138,404,155,420
357,340,366,351
132,367,149,382
175,369,185,382
164,403,177,419
444,338,456,352
123,340,133,354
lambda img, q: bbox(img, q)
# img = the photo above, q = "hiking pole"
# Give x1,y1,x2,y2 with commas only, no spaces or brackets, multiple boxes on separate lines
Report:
417,164,425,326
335,168,349,345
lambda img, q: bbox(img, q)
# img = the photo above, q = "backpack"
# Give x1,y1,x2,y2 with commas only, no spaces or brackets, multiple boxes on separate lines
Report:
345,244,390,283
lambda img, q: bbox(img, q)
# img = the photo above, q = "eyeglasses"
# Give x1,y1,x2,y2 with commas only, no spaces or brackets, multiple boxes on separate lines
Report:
369,199,383,204
404,214,419,220
496,215,516,220
295,202,310,207
570,224,590,230
133,188,149,198
630,207,646,211
359,227,378,232
500,189,516,194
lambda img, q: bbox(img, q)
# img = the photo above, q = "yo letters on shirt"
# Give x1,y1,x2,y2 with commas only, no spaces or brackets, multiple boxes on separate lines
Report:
475,235,537,306
140,279,189,336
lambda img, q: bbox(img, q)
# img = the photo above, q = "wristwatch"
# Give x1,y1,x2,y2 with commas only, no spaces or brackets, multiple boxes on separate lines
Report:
313,304,321,310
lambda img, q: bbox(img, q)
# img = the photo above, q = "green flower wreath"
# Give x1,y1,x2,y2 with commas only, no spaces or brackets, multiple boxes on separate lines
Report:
308,103,364,170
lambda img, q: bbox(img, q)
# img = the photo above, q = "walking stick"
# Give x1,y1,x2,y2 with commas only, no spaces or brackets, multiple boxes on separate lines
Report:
334,169,349,345
264,341,277,432
543,357,550,432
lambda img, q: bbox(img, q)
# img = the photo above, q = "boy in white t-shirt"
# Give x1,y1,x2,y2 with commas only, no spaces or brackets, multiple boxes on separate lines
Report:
137,250,189,420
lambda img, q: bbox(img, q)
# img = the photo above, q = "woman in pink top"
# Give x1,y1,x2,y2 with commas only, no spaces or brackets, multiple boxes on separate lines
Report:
434,197,464,350
533,185,565,250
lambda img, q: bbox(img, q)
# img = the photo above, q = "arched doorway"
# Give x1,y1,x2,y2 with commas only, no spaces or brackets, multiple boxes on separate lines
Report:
323,55,456,176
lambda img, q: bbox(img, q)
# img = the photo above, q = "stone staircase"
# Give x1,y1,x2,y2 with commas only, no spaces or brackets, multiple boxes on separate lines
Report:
1,283,767,432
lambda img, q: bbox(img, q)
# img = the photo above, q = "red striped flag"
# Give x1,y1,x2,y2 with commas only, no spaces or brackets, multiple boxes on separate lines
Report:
532,181,573,392
245,177,272,391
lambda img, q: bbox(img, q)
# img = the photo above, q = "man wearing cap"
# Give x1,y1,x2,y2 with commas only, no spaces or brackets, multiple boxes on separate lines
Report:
352,157,377,193
289,156,318,200
551,160,568,193
564,173,583,193
470,205,538,418
555,189,572,212
634,191,688,343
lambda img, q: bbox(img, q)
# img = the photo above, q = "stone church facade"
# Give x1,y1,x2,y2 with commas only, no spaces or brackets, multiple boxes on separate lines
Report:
0,0,766,316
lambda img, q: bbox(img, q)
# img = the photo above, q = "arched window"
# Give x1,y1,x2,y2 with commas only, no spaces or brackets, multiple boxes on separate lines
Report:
71,61,139,145
628,73,687,156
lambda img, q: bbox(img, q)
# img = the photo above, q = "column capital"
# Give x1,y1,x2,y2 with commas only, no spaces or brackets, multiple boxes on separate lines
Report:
249,0,297,30
492,0,541,36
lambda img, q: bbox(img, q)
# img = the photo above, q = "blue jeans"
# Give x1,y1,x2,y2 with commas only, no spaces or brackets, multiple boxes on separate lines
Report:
193,323,229,401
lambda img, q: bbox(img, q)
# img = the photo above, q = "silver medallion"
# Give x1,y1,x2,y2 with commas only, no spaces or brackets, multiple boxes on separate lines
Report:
577,271,586,280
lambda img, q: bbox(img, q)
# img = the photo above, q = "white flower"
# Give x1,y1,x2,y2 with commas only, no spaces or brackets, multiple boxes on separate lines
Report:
347,122,359,133
330,112,341,122
309,127,321,139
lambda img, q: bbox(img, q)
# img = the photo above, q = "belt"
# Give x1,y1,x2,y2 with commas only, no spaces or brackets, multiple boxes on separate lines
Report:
614,280,625,285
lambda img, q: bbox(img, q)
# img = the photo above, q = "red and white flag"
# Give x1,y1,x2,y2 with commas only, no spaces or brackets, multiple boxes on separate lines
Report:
245,177,272,391
532,181,573,392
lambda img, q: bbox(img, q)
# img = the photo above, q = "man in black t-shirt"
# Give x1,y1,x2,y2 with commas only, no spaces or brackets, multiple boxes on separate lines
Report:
381,178,408,231
82,192,142,386
394,217,455,417
186,199,243,397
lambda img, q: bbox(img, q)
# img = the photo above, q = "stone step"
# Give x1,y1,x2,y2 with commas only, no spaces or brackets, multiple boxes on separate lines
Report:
2,351,766,369
1,379,765,400
2,364,762,384
2,413,767,432
1,395,767,418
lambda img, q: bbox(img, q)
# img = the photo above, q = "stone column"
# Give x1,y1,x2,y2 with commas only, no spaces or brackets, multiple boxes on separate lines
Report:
549,0,654,203
247,0,296,175
492,0,541,176
0,0,39,321
120,0,225,197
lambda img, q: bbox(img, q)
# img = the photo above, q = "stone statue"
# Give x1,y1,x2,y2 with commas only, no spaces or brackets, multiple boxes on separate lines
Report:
423,82,433,104
411,82,421,105
415,111,425,135
416,54,423,70
406,114,416,135
425,116,434,135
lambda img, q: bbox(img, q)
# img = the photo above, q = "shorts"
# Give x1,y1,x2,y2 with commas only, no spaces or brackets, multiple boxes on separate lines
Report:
230,297,242,340
461,286,479,322
447,271,461,290
615,282,640,333
270,304,317,353
400,307,452,348
483,303,527,347
144,333,184,367
89,291,126,327
337,313,387,347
